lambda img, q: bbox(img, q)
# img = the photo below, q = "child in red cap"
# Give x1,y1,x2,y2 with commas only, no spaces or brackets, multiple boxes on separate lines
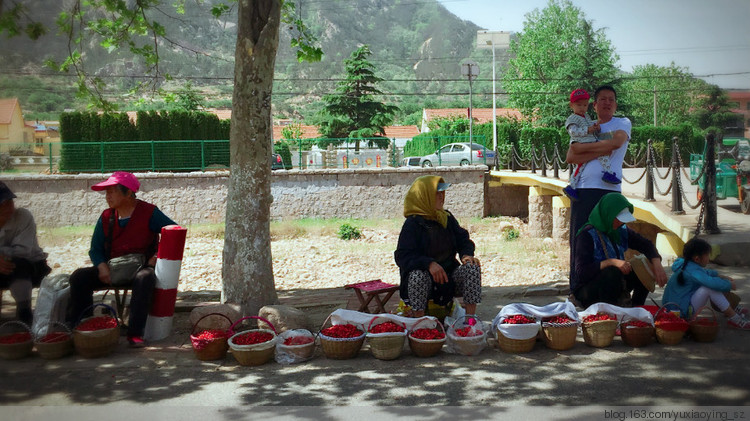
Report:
563,89,620,200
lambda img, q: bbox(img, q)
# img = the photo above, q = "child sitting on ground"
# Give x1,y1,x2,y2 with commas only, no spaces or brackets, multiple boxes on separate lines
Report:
662,237,749,329
563,88,620,201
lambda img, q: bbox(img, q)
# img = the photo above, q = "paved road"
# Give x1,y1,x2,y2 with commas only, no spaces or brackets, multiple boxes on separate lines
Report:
3,167,749,420
2,266,748,419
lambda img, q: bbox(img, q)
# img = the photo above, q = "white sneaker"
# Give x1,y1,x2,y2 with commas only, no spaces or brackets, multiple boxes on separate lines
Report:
734,305,749,316
727,315,750,330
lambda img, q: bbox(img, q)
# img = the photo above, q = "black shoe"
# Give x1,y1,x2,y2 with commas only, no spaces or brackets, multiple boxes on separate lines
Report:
17,308,33,326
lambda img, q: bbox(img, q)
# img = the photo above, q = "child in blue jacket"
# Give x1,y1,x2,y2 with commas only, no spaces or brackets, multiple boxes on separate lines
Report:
662,238,748,329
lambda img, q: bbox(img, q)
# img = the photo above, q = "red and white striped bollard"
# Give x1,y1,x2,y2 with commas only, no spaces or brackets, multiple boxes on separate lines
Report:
144,225,187,341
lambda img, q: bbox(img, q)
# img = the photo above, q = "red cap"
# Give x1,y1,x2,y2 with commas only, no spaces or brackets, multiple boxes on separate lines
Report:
570,89,590,103
91,171,140,192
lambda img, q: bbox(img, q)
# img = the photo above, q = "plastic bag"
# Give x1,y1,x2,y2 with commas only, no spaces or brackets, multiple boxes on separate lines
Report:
445,315,487,356
275,329,316,365
31,274,71,338
443,298,466,330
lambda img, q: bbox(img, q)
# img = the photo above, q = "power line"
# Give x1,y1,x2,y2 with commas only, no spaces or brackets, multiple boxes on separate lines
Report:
2,68,748,84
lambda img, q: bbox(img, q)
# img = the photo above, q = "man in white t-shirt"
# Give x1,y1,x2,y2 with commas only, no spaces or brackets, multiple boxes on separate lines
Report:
565,85,631,290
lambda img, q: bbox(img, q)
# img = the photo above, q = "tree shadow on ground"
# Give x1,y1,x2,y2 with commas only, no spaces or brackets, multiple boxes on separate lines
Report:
1,285,749,410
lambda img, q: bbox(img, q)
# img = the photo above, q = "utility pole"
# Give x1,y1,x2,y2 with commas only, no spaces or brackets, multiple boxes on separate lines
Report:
653,85,657,126
476,30,510,162
461,60,479,163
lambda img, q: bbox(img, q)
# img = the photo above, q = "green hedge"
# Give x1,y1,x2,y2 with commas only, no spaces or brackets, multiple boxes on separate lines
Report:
59,111,231,172
519,127,563,159
630,124,700,166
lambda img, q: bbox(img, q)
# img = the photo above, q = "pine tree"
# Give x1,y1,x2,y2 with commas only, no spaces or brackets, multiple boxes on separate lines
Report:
317,45,398,151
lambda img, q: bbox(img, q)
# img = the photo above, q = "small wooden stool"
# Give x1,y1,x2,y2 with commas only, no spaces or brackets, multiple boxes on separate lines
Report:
344,279,399,314
99,288,130,325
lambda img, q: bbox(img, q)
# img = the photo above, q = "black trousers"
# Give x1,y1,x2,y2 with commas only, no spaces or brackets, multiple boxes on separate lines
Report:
0,258,51,289
67,266,156,337
573,266,650,309
569,188,614,288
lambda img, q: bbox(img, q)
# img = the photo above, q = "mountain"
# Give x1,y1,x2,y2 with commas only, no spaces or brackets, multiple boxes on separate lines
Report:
0,0,510,121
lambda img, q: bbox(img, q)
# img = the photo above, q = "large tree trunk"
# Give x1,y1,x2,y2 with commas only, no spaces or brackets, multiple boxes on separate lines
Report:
222,0,280,315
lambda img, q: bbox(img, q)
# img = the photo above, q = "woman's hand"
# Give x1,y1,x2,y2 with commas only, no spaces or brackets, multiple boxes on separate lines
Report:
428,261,449,285
651,258,668,287
604,258,631,274
97,262,112,284
730,279,737,291
0,255,15,275
147,255,157,268
461,255,480,267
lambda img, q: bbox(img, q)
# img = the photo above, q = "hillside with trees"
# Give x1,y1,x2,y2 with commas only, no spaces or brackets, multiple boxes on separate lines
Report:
0,0,504,122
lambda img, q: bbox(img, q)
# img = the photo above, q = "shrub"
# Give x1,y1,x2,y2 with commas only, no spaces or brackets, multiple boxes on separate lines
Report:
337,223,362,240
504,228,520,241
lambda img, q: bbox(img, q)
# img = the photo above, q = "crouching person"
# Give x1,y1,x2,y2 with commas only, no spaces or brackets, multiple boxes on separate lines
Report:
394,175,482,318
0,182,51,325
67,172,175,348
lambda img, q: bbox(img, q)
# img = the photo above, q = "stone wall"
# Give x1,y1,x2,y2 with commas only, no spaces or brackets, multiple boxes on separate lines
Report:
2,167,487,227
484,183,529,218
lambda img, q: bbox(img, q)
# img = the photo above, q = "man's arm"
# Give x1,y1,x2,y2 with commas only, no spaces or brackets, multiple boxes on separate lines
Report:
565,130,628,164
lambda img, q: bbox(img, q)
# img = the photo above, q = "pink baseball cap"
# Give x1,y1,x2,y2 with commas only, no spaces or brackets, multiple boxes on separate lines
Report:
91,171,140,192
570,89,590,103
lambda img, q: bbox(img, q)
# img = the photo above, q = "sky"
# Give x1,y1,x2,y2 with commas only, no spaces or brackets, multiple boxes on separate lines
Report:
440,0,750,90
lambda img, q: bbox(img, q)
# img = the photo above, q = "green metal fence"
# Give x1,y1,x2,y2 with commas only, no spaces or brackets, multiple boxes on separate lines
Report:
57,140,230,173
0,142,59,174
402,135,493,167
281,137,398,169
1,135,493,174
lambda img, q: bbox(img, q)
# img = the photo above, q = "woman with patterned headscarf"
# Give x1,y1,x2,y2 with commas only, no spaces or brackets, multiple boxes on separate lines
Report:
394,175,481,317
572,192,667,308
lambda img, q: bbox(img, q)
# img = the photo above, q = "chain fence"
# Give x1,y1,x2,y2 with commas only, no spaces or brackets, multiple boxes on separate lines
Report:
503,134,731,235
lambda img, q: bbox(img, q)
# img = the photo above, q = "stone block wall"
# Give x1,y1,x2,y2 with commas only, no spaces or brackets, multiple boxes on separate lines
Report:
2,167,486,227
484,183,529,218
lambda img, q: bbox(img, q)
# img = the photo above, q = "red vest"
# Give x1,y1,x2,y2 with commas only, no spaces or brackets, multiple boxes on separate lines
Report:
102,200,157,259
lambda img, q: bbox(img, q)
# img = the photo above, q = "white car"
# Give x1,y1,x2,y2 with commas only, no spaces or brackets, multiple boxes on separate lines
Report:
419,142,497,167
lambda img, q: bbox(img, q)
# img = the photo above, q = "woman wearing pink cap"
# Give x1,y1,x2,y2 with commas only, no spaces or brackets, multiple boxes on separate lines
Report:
67,172,175,347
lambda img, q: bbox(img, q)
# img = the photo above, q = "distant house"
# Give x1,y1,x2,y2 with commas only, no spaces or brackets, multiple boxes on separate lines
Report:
118,109,418,147
728,91,750,138
384,125,420,148
0,98,35,153
29,121,61,155
420,108,523,133
272,124,321,142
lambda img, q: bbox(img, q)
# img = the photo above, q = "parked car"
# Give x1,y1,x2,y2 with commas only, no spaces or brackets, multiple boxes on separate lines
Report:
271,153,286,170
419,142,497,167
401,156,422,167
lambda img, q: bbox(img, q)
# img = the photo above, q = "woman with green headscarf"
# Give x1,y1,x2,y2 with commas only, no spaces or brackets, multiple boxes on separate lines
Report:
394,175,481,317
571,192,667,308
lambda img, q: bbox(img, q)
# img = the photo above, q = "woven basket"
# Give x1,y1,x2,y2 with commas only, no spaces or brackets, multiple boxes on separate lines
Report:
655,327,685,345
620,324,654,347
73,304,120,358
495,316,539,354
318,315,365,360
276,330,316,361
448,316,487,356
34,322,73,360
73,321,119,358
496,330,536,353
190,313,232,361
654,304,688,345
582,319,618,348
228,316,278,366
541,320,578,351
689,306,719,343
0,321,33,360
407,318,446,358
367,316,406,361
